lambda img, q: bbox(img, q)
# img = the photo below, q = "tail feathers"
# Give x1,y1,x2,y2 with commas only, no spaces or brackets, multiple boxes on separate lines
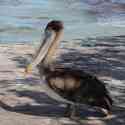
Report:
90,96,113,112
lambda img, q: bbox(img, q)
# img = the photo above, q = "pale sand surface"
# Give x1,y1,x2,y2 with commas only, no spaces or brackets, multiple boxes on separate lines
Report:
0,37,125,125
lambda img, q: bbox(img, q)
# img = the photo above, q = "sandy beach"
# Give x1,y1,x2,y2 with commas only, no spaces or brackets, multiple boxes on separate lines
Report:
0,36,125,125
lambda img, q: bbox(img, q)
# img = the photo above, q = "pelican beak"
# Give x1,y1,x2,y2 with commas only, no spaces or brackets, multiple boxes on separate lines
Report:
24,29,55,76
24,64,33,75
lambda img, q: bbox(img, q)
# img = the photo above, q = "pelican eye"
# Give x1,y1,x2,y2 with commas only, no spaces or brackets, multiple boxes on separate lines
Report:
45,30,52,38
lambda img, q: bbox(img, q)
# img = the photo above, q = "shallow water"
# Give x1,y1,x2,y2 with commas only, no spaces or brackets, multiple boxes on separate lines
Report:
0,0,125,43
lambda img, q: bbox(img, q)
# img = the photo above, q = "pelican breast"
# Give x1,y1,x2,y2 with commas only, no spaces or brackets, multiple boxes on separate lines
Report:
47,75,81,91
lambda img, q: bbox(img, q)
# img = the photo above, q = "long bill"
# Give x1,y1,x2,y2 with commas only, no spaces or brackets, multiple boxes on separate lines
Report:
25,30,56,74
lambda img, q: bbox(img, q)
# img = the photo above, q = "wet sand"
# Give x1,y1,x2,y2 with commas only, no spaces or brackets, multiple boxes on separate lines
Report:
0,36,125,125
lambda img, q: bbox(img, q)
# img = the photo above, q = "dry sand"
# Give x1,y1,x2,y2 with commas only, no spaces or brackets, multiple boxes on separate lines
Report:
0,37,125,125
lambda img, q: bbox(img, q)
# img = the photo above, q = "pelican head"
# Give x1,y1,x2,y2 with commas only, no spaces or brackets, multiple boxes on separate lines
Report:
25,20,64,74
45,20,64,32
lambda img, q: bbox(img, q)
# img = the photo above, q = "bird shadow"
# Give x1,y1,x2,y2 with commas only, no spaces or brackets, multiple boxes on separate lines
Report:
0,89,125,125
0,88,107,118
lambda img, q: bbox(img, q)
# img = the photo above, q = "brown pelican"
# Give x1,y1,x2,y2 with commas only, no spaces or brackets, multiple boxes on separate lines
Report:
25,20,113,117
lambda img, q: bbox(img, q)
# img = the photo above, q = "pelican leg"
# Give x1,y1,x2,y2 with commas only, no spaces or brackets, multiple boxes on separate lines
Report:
64,104,71,117
64,104,78,118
